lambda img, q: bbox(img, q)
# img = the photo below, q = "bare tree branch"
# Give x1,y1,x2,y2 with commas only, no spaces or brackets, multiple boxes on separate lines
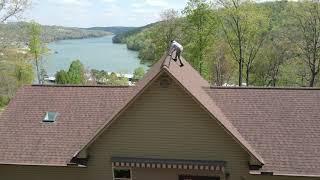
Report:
0,0,30,23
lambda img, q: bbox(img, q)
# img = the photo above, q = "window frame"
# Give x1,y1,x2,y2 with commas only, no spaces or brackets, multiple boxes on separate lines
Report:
112,167,132,180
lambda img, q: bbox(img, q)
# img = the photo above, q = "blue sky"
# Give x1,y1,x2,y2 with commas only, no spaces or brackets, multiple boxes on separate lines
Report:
25,0,188,27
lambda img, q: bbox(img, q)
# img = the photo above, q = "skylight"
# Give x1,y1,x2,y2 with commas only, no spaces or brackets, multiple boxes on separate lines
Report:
43,112,58,123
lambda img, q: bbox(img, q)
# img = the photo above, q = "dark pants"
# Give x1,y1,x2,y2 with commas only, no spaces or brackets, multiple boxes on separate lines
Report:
173,48,183,65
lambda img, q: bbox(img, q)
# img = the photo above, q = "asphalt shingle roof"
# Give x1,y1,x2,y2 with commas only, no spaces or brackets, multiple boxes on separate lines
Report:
1,55,320,177
206,87,320,176
0,85,131,166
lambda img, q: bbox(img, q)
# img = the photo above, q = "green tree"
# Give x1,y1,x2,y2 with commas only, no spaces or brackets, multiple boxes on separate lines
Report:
55,60,86,85
0,95,9,108
159,9,180,50
286,0,320,87
0,50,33,107
15,62,34,86
55,70,69,84
133,67,145,81
252,25,294,87
67,60,86,84
0,1,32,108
28,21,44,84
183,0,216,76
91,69,110,84
217,0,271,86
147,9,181,61
209,40,235,86
107,72,129,86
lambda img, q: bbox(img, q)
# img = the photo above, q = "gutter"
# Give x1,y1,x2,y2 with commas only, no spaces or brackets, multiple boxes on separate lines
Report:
250,171,320,178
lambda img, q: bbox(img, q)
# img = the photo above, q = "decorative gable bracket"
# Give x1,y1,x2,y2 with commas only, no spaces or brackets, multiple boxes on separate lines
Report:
69,150,89,167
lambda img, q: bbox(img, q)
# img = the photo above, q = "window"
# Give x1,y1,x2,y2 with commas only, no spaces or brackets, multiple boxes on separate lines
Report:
43,112,58,123
113,168,131,180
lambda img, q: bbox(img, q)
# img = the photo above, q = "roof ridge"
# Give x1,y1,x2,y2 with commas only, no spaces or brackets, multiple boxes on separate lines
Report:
161,53,171,68
210,86,320,90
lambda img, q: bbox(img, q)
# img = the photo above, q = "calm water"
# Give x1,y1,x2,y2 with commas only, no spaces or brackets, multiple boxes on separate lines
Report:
43,36,147,76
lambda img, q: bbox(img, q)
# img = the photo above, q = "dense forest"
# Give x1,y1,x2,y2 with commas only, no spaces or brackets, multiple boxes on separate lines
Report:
114,0,320,87
112,22,159,44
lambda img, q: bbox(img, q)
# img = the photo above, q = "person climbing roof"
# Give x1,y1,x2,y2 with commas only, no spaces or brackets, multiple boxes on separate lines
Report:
169,40,184,67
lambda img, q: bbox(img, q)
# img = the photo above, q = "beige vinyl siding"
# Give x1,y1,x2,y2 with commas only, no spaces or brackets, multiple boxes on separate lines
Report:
0,165,87,180
86,74,250,180
249,176,319,180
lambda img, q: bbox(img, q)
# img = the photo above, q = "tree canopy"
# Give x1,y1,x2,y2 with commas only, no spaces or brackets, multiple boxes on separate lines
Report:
55,60,86,85
133,67,146,81
116,0,320,87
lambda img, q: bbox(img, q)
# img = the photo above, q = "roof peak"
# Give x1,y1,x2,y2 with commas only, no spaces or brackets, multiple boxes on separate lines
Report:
210,86,320,90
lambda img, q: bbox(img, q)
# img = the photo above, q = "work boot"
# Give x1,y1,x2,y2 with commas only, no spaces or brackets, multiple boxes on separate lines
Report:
180,64,184,67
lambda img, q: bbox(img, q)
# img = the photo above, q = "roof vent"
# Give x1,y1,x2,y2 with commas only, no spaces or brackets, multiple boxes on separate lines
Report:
43,112,58,123
159,77,171,88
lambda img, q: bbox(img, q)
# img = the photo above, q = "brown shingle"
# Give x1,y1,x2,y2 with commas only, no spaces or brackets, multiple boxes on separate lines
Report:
206,87,320,176
0,85,132,166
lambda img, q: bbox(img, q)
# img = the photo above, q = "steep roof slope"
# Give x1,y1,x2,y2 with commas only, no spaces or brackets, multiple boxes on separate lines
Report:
77,55,264,165
0,85,132,166
207,87,320,176
163,57,264,165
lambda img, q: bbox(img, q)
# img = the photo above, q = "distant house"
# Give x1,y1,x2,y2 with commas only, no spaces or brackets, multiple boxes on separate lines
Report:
0,56,319,180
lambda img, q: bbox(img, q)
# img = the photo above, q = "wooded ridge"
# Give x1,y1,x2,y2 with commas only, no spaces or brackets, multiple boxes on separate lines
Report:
113,0,320,88
0,22,112,47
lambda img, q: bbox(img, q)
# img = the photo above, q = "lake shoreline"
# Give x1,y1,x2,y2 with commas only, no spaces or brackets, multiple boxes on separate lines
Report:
47,34,113,44
44,36,148,77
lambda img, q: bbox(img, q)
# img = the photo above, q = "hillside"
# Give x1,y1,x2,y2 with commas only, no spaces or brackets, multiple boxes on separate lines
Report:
86,26,137,35
0,22,112,47
42,25,111,42
112,22,159,44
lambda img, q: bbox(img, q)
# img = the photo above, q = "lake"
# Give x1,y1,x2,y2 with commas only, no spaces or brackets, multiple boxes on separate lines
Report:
43,36,147,77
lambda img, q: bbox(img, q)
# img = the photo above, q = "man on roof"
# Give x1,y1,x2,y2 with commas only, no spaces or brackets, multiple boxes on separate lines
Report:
169,40,184,67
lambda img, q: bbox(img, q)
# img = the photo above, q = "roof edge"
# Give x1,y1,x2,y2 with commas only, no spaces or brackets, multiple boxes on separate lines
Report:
31,84,131,88
210,86,320,90
0,162,68,167
250,171,320,178
72,69,166,160
273,173,320,178
72,54,263,166
163,67,265,165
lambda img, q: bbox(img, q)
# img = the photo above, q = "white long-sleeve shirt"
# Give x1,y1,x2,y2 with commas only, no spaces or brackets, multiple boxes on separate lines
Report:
171,41,183,51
